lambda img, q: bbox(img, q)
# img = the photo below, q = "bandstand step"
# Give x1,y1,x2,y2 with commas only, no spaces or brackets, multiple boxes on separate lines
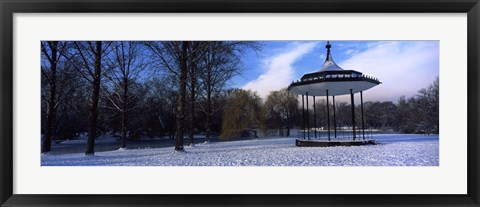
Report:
295,139,376,147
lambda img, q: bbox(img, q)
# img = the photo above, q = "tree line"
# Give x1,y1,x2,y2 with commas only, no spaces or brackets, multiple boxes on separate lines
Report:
41,41,260,154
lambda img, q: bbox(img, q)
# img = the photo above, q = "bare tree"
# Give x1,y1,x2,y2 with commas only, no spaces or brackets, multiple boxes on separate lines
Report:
143,77,178,138
144,41,207,151
64,41,112,155
187,43,199,146
416,76,439,134
102,41,149,148
263,88,300,137
41,41,67,153
174,42,189,151
197,41,260,143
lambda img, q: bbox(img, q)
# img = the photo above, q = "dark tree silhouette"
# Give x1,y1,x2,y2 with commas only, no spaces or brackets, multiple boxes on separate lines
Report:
144,41,198,151
65,41,112,155
102,41,148,148
263,88,300,137
41,41,67,153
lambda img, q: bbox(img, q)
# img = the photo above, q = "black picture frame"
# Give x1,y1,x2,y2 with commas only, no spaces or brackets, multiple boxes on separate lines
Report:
1,0,479,206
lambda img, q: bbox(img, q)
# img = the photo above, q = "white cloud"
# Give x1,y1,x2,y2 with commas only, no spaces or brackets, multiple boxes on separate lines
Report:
242,42,319,99
344,49,357,55
339,41,439,102
319,54,326,60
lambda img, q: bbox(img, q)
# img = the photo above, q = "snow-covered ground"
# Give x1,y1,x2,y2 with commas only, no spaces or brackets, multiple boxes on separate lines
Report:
41,134,438,166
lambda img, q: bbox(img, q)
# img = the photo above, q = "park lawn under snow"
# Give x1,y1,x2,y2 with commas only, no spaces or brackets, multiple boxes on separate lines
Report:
41,134,438,166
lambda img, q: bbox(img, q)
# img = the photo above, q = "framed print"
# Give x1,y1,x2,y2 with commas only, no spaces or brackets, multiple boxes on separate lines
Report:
1,0,479,206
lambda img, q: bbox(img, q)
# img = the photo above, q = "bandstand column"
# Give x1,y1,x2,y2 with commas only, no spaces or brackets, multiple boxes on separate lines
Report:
313,96,317,139
361,91,365,140
326,90,330,141
306,92,310,140
302,94,305,139
333,95,337,139
350,89,356,140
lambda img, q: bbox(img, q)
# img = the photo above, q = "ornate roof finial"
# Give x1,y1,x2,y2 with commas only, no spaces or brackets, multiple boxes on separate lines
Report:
318,41,344,72
325,41,332,60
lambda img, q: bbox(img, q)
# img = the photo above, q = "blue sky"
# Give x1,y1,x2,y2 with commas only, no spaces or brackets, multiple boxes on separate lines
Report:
235,40,439,103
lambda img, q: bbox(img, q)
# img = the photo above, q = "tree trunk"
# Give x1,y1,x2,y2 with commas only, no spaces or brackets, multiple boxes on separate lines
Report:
175,41,188,152
188,52,196,146
42,41,58,153
204,67,212,143
85,41,102,155
121,79,128,149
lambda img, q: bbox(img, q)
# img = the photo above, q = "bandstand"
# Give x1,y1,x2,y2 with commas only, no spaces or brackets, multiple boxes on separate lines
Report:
287,41,381,147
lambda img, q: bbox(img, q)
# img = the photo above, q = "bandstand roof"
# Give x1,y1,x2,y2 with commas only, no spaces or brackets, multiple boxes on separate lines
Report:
287,41,381,96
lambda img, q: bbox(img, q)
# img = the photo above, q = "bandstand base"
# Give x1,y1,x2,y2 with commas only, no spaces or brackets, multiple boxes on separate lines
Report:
296,139,376,147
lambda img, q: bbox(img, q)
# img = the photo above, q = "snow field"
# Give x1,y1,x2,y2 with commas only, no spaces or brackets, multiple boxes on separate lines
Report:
41,134,438,166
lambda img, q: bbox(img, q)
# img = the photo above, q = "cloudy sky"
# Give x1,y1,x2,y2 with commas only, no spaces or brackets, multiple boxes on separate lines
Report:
236,40,439,103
